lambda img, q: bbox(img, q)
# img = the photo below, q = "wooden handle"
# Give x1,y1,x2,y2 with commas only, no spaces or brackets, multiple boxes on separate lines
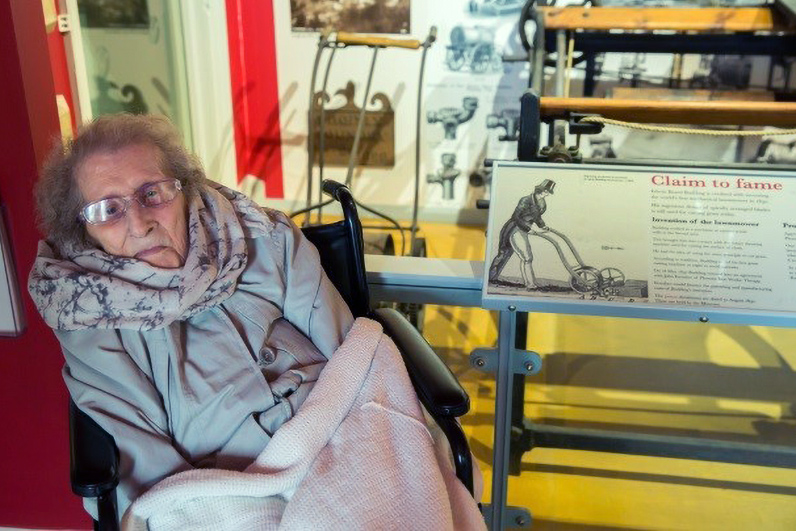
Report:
539,7,786,32
336,32,421,49
540,97,796,126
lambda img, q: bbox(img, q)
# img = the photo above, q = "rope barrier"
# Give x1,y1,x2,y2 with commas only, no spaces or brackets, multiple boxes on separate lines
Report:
578,115,796,136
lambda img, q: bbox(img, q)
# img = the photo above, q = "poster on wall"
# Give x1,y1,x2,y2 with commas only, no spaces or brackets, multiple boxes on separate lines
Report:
273,0,530,212
78,0,149,29
422,1,528,208
483,162,796,323
289,0,410,34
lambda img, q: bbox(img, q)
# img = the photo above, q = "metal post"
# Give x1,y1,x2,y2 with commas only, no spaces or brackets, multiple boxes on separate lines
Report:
345,47,379,187
734,127,745,163
412,28,436,257
510,312,529,475
553,30,567,145
518,90,541,162
530,8,546,93
316,45,338,223
584,53,596,97
554,30,566,96
305,35,327,215
490,309,517,531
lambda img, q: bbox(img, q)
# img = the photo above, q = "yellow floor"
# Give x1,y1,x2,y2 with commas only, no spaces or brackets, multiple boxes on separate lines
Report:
391,220,796,530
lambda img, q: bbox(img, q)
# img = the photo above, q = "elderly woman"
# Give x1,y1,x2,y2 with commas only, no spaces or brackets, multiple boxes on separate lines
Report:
28,114,354,517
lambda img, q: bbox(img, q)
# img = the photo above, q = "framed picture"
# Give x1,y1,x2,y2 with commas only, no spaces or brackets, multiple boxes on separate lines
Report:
290,0,410,34
78,0,149,29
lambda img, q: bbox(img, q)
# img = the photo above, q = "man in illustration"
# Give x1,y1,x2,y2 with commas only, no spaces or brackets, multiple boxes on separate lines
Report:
488,179,555,288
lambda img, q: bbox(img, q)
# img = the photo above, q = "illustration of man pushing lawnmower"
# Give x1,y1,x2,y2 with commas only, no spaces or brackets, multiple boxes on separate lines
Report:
488,179,629,297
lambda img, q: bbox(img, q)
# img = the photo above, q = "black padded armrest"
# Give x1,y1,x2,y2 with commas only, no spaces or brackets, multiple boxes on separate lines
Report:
371,308,470,418
68,399,120,498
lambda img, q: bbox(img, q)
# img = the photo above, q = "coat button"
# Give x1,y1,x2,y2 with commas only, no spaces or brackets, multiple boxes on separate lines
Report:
259,346,277,365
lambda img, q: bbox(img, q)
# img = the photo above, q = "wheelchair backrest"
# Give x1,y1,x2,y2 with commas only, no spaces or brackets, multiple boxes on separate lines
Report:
301,186,370,318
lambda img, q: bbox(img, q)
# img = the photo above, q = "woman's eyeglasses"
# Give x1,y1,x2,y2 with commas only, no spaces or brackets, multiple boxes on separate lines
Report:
80,179,183,225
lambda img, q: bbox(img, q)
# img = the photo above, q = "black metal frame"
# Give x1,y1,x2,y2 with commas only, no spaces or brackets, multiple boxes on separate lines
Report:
69,181,473,529
531,8,796,98
504,88,796,477
563,32,796,97
68,400,119,531
515,88,796,171
546,32,796,58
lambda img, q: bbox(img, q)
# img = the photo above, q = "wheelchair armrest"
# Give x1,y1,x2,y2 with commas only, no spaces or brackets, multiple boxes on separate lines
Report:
371,307,470,418
69,399,120,498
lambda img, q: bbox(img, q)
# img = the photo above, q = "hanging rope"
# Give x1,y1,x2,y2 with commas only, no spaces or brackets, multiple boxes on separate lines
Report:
578,115,796,136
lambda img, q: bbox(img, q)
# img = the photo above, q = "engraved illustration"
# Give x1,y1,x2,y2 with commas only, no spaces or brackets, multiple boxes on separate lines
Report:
444,25,503,74
467,0,524,16
488,179,647,299
426,97,479,140
486,109,520,142
427,153,461,200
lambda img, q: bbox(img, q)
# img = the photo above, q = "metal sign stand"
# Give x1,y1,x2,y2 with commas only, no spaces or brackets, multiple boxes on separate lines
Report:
475,88,796,528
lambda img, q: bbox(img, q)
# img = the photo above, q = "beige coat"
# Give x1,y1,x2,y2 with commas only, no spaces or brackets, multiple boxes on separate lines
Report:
56,214,354,518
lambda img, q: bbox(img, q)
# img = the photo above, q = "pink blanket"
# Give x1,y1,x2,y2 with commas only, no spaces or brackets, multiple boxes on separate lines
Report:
123,318,485,530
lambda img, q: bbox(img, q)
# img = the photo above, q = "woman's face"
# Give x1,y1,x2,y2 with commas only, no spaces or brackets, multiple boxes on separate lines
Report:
76,143,188,269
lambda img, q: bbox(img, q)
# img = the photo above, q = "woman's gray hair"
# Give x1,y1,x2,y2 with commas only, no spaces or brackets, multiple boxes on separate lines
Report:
35,113,206,250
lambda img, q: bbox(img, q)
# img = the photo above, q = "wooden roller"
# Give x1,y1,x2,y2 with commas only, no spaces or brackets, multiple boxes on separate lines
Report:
539,7,788,32
335,32,421,49
540,97,796,127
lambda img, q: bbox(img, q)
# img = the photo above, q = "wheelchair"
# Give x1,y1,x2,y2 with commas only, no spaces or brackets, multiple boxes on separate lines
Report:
68,181,474,530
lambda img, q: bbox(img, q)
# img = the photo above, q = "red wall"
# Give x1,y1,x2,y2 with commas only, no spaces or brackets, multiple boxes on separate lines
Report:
0,1,282,526
226,0,284,198
0,0,88,527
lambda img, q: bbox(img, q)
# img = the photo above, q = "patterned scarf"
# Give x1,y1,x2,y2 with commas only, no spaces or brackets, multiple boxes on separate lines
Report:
28,182,275,331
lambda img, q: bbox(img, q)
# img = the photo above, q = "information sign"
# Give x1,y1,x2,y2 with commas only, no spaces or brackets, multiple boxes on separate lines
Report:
482,161,796,326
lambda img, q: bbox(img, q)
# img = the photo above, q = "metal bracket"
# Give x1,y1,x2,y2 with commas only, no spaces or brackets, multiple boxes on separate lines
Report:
568,113,604,136
539,143,582,164
470,348,542,375
518,89,542,162
482,505,532,529
57,14,70,34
